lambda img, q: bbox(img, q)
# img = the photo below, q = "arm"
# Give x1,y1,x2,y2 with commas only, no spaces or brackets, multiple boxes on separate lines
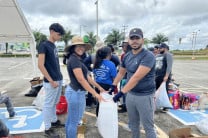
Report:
73,68,103,102
164,53,173,81
112,67,126,86
38,54,58,88
87,75,105,92
122,65,151,93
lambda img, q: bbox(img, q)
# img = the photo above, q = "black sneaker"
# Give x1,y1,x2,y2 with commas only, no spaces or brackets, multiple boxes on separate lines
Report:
9,111,16,118
161,108,169,113
51,120,65,128
45,128,60,138
118,105,127,113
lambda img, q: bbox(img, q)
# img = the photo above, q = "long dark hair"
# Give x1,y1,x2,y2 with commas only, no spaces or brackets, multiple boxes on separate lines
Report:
93,46,112,69
63,45,76,65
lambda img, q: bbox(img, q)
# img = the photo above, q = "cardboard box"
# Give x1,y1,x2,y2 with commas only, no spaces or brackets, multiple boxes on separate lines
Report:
169,128,208,138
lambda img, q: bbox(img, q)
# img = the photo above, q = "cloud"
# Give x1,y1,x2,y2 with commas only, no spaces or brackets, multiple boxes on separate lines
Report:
16,0,208,49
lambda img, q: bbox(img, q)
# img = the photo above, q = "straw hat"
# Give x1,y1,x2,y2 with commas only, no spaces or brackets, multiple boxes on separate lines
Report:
94,41,104,50
65,36,92,52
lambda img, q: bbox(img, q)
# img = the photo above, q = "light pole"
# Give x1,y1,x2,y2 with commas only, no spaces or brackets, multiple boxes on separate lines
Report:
80,25,87,37
192,30,200,60
95,0,99,40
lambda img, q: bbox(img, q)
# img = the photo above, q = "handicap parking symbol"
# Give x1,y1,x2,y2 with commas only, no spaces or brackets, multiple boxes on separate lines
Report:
0,106,44,134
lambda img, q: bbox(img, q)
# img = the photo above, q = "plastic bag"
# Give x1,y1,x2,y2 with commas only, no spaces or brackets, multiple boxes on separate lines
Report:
56,95,67,115
155,82,173,109
32,87,45,110
199,92,208,110
97,93,118,138
195,117,208,135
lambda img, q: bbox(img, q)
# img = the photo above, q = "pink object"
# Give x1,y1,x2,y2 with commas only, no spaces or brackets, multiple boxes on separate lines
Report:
168,90,180,109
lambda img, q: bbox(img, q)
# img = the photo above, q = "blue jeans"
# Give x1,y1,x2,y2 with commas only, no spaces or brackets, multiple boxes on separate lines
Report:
65,86,86,138
0,94,15,116
43,80,62,130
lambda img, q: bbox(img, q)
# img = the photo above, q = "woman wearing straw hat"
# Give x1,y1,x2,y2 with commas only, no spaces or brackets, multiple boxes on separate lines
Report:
64,35,105,138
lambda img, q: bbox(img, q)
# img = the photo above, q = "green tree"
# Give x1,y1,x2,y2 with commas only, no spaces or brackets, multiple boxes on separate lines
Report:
33,31,47,50
144,38,151,48
61,30,73,47
151,33,168,44
104,29,123,47
85,32,97,52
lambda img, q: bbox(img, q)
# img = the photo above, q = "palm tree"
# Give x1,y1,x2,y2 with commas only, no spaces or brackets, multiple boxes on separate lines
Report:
86,32,97,48
61,30,73,47
33,31,47,50
151,33,168,44
144,38,151,48
104,29,123,47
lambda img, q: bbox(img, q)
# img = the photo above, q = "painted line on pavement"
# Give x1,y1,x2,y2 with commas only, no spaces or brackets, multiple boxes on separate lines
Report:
8,61,28,70
85,111,168,138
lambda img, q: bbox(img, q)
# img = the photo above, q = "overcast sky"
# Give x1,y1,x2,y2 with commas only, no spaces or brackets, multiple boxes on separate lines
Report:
16,0,208,50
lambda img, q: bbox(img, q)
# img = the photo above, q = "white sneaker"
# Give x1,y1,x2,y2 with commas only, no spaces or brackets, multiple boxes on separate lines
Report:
94,121,98,127
78,120,83,126
122,124,131,132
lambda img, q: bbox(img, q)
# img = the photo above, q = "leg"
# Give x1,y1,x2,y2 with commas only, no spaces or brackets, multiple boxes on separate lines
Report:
0,95,15,117
126,93,140,138
43,80,62,130
155,76,163,90
138,94,156,138
65,86,86,138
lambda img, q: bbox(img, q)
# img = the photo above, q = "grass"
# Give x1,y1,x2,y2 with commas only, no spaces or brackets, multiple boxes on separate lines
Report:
173,55,208,60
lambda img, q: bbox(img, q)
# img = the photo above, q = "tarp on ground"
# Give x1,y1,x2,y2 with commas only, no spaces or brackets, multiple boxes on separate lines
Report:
0,0,37,76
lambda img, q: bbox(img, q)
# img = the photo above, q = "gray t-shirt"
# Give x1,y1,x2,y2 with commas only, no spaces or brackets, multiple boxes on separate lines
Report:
122,48,156,95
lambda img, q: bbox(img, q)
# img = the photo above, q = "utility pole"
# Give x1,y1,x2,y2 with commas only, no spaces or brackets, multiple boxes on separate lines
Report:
122,25,128,40
192,30,200,60
95,0,99,40
80,25,87,37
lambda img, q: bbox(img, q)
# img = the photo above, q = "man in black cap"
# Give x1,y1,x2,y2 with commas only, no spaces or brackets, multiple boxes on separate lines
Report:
38,23,65,137
155,42,173,112
110,28,157,138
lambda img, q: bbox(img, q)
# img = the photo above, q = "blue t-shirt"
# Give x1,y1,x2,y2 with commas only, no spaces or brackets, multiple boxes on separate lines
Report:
38,40,62,82
93,60,117,85
122,48,156,95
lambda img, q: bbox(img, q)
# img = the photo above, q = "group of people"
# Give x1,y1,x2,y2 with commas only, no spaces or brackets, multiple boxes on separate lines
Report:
37,23,173,138
0,22,173,138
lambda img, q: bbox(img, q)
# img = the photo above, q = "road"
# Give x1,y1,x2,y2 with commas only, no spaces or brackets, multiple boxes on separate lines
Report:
0,57,208,137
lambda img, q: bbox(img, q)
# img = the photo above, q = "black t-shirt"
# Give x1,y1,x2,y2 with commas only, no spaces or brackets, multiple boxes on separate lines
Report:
155,53,167,78
38,41,63,82
67,54,88,91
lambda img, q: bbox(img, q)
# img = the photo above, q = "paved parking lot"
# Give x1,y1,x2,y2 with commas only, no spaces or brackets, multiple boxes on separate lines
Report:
0,57,208,137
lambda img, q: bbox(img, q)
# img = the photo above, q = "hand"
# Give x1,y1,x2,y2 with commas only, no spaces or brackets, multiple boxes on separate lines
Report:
50,81,58,88
95,93,105,102
108,85,116,95
113,91,124,103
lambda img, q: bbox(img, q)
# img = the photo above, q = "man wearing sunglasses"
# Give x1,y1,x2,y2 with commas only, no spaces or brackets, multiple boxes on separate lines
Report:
111,28,156,138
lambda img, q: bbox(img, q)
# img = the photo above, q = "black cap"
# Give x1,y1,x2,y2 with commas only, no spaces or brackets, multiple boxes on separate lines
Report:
159,43,168,48
49,23,65,35
129,28,143,38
